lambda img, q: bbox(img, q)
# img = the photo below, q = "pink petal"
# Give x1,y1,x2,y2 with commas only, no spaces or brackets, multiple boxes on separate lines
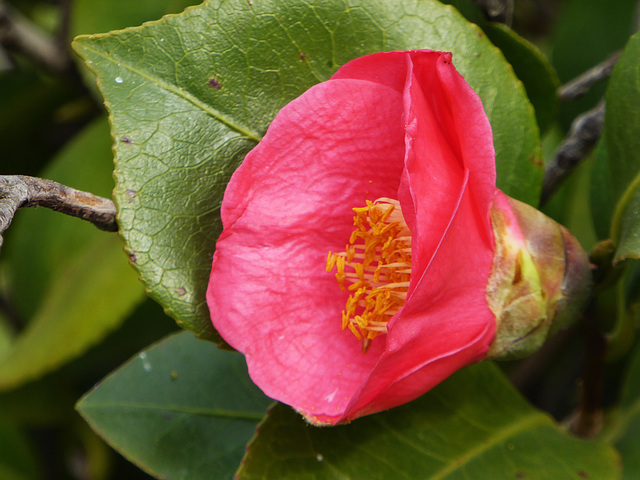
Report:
207,78,406,421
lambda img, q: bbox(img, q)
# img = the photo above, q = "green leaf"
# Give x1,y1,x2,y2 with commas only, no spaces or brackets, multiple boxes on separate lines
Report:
0,118,145,390
72,0,542,340
77,331,272,480
238,363,620,480
604,30,640,262
483,22,559,134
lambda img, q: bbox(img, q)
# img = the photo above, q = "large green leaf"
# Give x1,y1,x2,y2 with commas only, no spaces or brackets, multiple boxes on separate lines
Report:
0,118,145,390
72,0,542,340
603,31,640,262
77,331,272,480
238,363,620,480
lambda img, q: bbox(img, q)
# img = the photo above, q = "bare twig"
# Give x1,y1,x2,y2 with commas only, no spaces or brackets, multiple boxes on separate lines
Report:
0,176,117,247
559,52,621,103
472,0,513,25
540,101,605,205
0,0,70,74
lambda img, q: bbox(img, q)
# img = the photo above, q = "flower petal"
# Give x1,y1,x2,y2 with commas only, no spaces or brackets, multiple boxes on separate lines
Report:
207,78,406,421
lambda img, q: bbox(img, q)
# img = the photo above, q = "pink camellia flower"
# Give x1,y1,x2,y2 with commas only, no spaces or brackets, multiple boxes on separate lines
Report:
206,50,589,425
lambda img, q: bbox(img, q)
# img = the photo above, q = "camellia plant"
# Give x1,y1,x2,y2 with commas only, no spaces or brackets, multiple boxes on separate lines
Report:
1,0,640,478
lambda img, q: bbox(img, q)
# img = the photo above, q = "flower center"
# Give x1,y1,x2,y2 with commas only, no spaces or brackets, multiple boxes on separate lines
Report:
326,198,412,353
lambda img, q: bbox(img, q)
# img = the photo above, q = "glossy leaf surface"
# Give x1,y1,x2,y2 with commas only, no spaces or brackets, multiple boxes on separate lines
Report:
77,331,272,480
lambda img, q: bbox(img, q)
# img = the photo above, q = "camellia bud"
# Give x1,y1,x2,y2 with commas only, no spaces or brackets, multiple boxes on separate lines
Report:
485,193,592,360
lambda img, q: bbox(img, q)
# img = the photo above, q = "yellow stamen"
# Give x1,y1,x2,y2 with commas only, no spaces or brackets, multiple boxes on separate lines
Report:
326,198,412,353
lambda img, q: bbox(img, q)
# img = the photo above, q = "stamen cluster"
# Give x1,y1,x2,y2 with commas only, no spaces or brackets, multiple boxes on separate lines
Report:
326,198,412,353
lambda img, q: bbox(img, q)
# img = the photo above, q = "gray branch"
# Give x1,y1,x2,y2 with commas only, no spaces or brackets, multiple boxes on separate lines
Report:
0,176,117,247
559,52,620,103
540,101,605,205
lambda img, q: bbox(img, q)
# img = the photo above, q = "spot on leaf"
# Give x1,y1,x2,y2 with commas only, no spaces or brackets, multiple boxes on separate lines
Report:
207,77,222,89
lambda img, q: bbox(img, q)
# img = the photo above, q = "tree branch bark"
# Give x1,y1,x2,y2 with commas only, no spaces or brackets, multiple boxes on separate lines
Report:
540,101,605,205
559,52,620,103
0,176,117,247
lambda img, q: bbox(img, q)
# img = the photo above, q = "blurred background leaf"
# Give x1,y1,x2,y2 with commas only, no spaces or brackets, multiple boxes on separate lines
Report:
0,421,39,480
70,0,199,36
0,117,145,390
600,30,640,263
604,339,640,479
551,0,637,131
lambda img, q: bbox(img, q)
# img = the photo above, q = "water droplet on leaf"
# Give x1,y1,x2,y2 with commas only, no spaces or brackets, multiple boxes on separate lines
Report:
138,352,152,372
